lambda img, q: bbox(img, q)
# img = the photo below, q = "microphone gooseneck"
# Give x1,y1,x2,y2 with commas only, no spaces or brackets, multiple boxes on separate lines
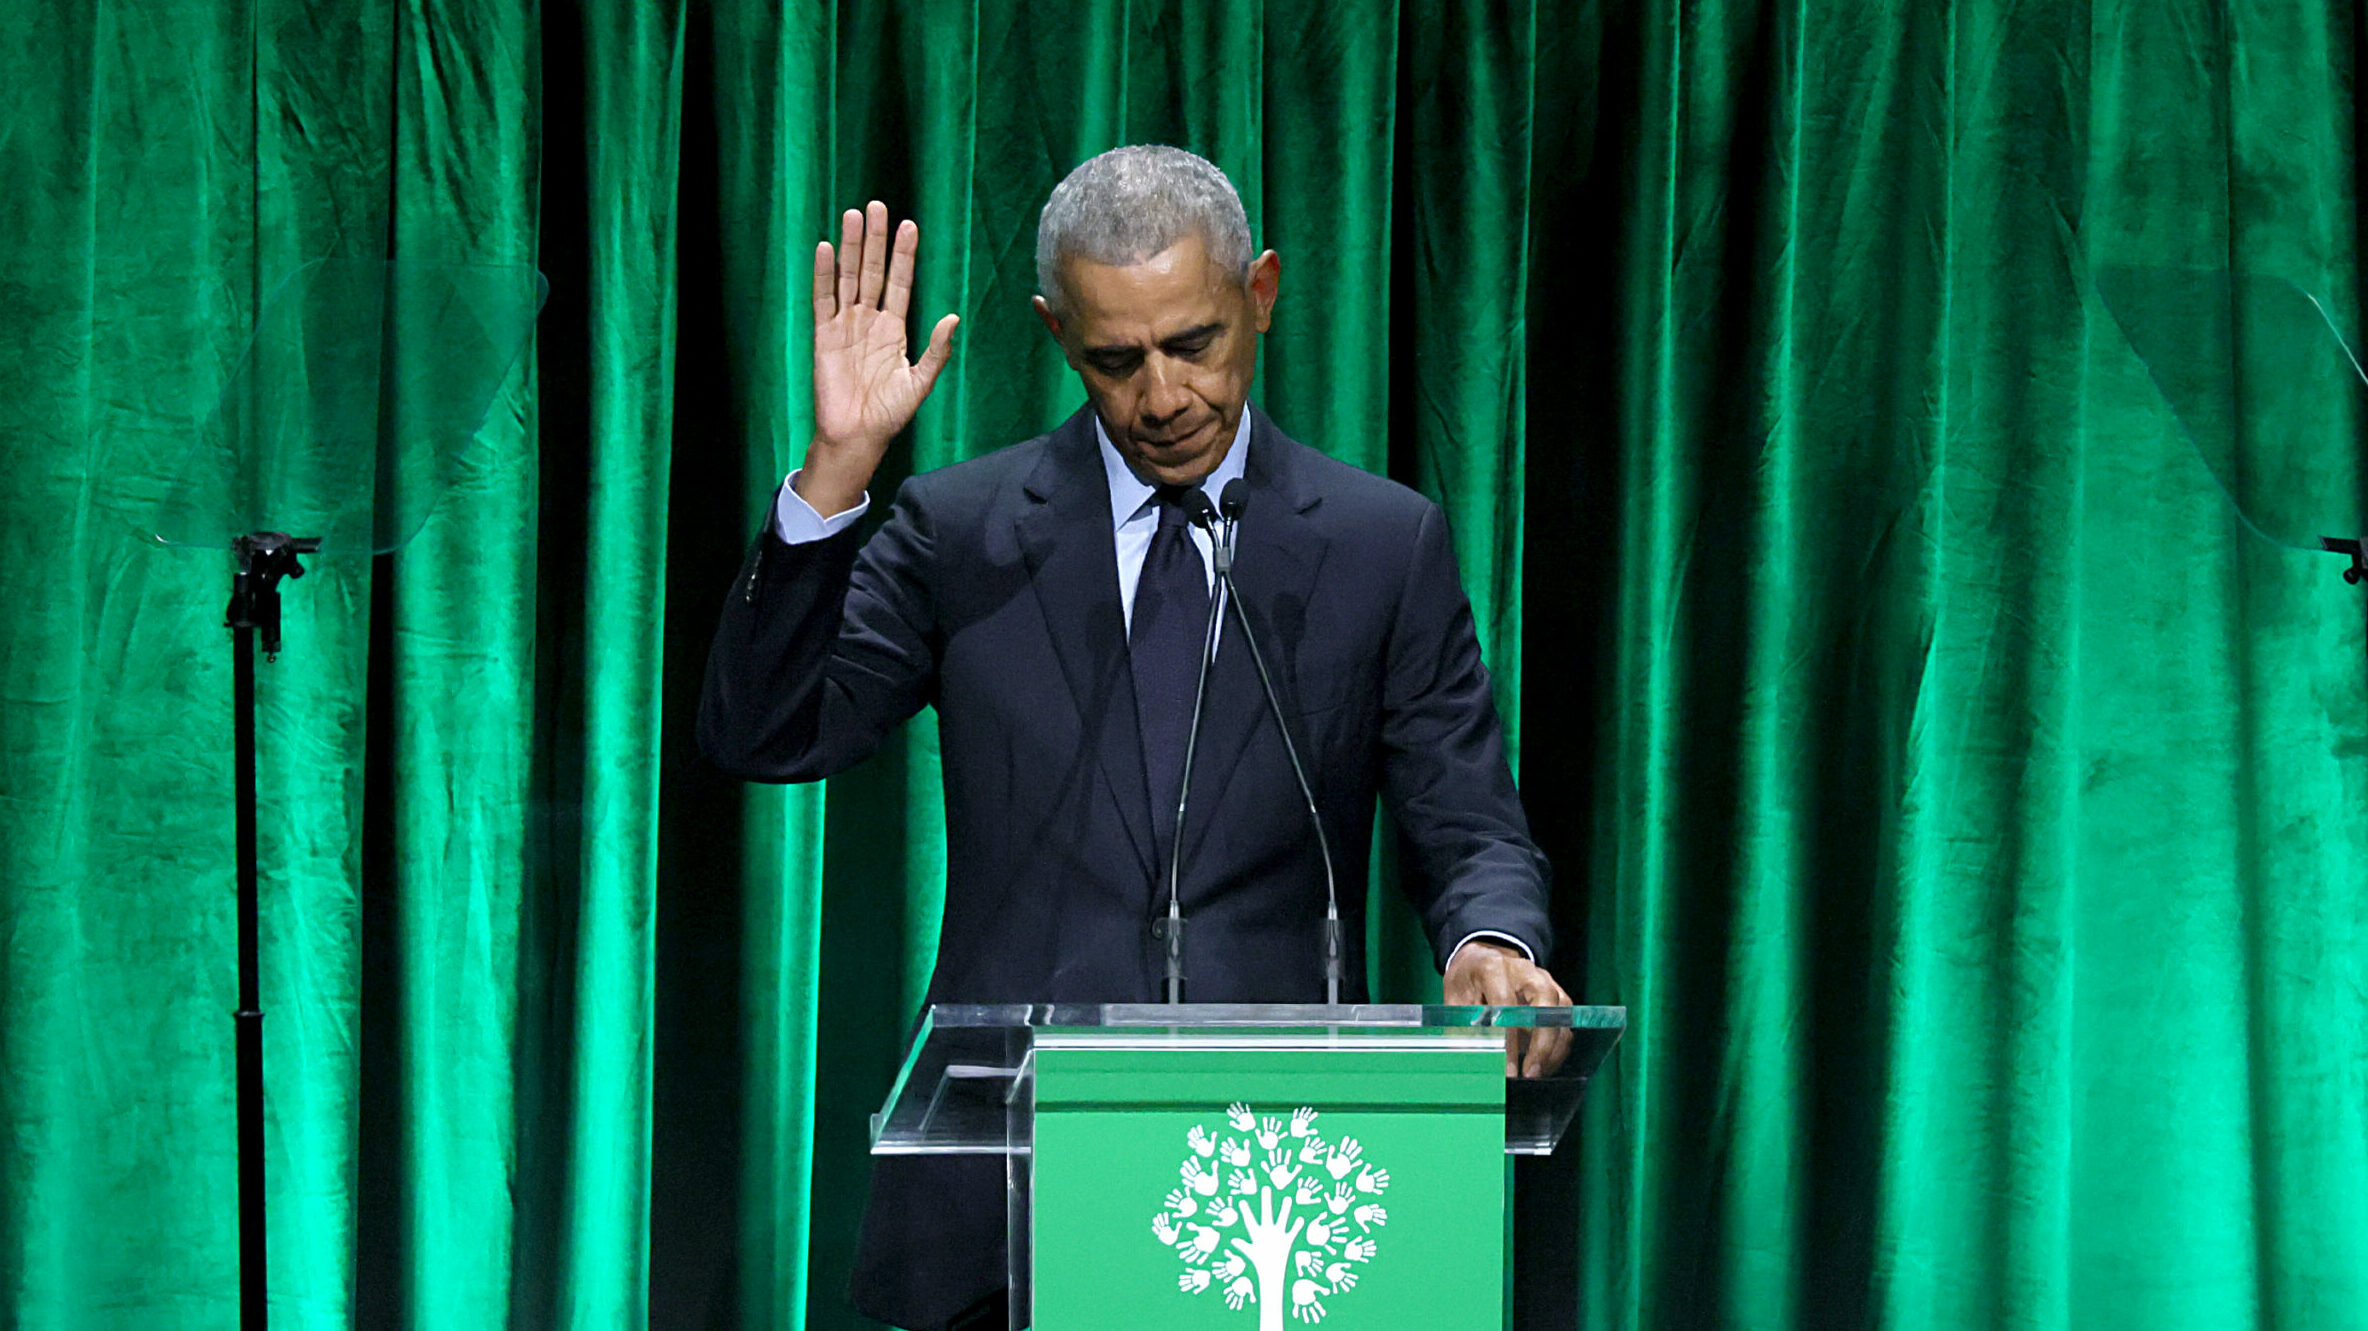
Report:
1214,481,1346,1005
1162,487,1227,1004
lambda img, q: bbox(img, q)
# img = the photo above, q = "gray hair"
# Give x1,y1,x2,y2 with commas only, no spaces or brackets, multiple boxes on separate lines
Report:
1035,145,1254,315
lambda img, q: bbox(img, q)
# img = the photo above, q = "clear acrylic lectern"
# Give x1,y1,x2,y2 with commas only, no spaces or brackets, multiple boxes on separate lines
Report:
873,1003,1624,1330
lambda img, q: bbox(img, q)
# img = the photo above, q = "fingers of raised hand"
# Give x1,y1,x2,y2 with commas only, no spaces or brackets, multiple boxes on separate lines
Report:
836,208,863,310
858,200,891,307
812,241,838,322
914,313,960,388
883,218,920,321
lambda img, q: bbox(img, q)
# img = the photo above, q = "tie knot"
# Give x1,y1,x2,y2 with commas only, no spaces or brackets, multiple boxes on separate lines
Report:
1152,484,1200,527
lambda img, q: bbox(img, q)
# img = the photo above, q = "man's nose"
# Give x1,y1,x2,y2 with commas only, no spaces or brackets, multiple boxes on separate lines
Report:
1140,357,1193,425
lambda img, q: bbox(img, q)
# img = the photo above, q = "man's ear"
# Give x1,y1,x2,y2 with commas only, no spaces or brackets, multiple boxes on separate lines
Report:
1246,250,1281,334
1031,294,1081,369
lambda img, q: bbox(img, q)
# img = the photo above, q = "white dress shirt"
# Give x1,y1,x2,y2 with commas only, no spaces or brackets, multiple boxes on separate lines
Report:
1095,410,1247,633
767,411,1533,975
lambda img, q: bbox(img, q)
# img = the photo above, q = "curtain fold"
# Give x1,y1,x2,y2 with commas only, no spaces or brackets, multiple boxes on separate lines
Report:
1565,2,2368,1328
4,3,2366,1330
527,0,681,1321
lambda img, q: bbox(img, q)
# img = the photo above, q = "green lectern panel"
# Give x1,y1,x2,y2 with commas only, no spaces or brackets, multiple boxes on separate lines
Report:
1030,1033,1504,1330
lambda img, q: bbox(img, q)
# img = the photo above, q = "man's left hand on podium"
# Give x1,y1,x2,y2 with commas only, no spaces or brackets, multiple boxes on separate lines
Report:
1442,940,1573,1079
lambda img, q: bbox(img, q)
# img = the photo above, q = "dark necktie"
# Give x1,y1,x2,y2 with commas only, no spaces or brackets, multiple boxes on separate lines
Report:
1131,485,1210,869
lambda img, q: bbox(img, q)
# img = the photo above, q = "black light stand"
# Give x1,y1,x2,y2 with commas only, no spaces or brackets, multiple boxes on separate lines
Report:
2318,540,2368,690
224,531,318,1331
2321,536,2368,584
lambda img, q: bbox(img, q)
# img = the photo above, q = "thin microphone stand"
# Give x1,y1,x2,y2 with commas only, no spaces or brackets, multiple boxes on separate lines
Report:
1212,485,1345,1004
1163,494,1229,1003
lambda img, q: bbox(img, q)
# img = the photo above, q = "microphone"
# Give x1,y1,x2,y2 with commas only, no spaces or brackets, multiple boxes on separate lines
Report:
1161,486,1228,1004
1214,480,1346,1005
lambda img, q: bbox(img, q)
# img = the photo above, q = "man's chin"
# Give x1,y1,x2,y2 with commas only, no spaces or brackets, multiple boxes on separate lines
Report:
1123,425,1225,484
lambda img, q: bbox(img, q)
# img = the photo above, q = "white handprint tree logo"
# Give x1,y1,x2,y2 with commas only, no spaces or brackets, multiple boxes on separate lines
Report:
1153,1104,1391,1327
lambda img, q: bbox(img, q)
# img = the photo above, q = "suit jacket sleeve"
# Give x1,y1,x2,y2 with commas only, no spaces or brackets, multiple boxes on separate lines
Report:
698,480,940,782
1377,502,1555,970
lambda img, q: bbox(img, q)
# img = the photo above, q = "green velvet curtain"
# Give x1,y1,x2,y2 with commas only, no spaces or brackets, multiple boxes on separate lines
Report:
4,3,2364,1330
1560,4,2368,1327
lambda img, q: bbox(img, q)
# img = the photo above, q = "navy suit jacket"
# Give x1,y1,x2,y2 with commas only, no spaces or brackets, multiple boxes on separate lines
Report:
699,404,1549,1328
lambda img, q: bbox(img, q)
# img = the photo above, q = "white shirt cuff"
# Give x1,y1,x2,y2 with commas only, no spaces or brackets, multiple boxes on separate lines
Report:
772,469,870,543
1448,930,1535,968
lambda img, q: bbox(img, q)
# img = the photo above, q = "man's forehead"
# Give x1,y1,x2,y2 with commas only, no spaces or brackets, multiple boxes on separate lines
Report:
1061,241,1234,329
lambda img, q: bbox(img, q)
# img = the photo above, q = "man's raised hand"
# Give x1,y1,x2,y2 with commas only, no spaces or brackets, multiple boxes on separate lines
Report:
799,200,960,517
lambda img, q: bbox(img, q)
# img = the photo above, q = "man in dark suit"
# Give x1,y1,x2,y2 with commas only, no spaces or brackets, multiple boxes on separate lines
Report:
700,146,1570,1331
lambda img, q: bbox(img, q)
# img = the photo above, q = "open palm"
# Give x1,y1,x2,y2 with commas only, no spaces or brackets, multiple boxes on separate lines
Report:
800,200,959,514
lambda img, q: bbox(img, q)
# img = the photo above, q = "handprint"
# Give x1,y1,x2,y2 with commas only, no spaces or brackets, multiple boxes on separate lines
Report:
1168,1109,1394,1318
1181,1158,1220,1196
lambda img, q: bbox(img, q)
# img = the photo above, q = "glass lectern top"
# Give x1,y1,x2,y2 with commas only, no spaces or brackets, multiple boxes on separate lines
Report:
147,258,548,555
871,1003,1626,1159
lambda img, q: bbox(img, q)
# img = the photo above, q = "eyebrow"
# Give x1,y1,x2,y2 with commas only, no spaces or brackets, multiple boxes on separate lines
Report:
1084,323,1225,358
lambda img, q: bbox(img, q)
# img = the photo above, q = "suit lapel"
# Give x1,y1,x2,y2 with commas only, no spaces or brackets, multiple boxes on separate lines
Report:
1015,412,1158,882
1179,409,1329,871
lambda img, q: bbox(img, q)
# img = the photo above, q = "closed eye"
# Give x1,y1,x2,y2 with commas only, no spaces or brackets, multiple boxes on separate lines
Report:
1161,326,1221,359
1082,323,1224,375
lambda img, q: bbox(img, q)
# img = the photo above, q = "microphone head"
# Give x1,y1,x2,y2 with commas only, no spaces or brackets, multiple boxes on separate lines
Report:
1181,487,1219,528
1218,479,1248,521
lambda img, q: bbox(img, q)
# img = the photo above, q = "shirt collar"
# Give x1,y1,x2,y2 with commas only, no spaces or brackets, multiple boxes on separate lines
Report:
1095,407,1254,533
